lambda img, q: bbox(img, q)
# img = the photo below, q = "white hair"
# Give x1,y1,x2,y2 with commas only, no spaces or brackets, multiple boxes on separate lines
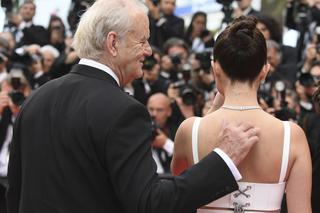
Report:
72,0,148,60
40,45,60,59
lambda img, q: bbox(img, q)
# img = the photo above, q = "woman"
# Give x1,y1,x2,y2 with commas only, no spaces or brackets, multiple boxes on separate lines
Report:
171,16,312,213
184,11,214,53
47,15,66,53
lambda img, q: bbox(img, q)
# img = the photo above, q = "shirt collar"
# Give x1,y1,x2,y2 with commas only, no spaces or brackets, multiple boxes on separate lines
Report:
78,58,120,86
19,21,33,29
242,7,253,16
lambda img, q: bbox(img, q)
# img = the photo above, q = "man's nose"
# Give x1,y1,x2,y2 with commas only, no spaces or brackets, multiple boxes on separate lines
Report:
144,41,152,56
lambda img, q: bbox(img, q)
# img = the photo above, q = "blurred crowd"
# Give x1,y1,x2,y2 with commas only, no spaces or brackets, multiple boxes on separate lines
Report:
0,0,319,212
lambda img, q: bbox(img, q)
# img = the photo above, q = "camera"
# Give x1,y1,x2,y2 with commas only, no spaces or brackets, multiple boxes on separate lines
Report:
169,54,182,66
172,81,198,106
274,81,297,120
8,77,25,106
172,64,198,106
142,55,158,71
150,117,160,140
299,73,315,87
195,52,212,73
8,91,25,106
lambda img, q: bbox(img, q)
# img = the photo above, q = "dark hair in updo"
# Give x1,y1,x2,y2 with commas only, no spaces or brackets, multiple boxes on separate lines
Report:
213,16,267,84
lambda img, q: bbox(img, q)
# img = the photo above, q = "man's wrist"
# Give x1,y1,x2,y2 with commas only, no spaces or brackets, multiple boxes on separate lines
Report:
214,148,242,181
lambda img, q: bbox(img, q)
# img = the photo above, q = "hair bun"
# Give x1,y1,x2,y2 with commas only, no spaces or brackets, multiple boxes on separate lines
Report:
228,16,257,38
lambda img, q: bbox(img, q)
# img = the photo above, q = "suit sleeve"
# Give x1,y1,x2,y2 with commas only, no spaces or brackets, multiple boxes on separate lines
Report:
105,101,238,213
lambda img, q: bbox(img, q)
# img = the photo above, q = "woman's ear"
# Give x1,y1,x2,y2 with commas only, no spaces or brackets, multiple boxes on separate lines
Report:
212,61,222,80
259,63,270,82
105,31,118,57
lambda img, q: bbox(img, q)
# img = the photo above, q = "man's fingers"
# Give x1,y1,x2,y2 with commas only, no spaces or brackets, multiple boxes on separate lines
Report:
247,135,259,147
237,122,255,132
246,127,260,138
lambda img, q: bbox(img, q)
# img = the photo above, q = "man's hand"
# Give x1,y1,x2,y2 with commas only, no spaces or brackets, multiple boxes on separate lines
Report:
0,91,10,115
217,121,260,166
152,129,167,148
145,0,161,20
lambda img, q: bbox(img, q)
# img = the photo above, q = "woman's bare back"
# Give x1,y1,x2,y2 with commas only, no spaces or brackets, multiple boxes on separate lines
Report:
187,109,294,183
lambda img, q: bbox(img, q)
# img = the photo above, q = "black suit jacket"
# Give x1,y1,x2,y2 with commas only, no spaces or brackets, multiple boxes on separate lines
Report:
7,64,238,213
149,14,184,50
0,107,12,152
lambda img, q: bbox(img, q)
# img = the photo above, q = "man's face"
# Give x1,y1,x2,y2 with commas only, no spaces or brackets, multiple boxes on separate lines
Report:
144,64,160,83
267,46,280,71
117,12,152,85
311,65,320,84
192,15,206,36
19,3,36,22
41,51,55,73
256,22,271,41
237,0,252,11
147,95,172,127
159,0,176,16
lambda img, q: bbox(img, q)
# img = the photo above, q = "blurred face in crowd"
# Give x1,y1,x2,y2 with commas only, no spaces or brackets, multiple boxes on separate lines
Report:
115,11,152,85
144,64,160,83
0,32,16,53
311,65,320,84
50,20,65,43
19,2,36,22
192,15,206,37
237,0,252,11
160,0,176,16
267,46,281,71
256,22,271,41
41,51,56,73
147,93,172,127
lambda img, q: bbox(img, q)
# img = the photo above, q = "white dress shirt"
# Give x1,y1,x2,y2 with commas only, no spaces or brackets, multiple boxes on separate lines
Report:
79,58,120,86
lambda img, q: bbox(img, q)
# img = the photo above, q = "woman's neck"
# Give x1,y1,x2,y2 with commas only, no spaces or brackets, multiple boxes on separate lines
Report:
223,83,259,106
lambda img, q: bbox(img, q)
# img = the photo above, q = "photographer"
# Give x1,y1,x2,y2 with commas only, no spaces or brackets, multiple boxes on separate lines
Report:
265,40,298,89
0,69,30,212
301,40,320,72
184,11,215,53
310,61,320,83
233,0,261,17
27,53,50,89
159,38,189,82
285,0,320,61
192,51,215,93
132,54,169,105
161,39,204,119
147,93,178,174
145,0,184,50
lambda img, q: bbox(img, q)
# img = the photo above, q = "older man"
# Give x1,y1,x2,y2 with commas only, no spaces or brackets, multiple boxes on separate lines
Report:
7,1,259,213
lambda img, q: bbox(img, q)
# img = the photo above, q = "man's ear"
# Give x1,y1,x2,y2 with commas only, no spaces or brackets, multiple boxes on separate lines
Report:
105,31,118,57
